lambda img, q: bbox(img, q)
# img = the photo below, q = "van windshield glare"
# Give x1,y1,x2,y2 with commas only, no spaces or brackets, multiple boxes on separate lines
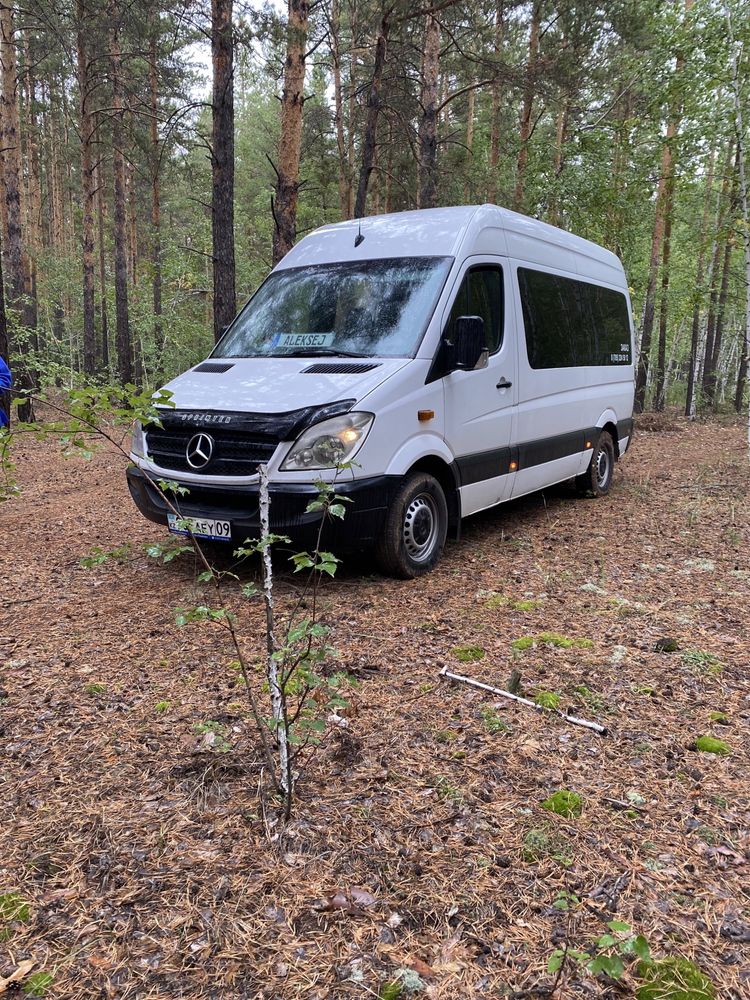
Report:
213,257,452,359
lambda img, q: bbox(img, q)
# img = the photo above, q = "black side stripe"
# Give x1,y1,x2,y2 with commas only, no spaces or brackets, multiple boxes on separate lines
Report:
454,426,608,487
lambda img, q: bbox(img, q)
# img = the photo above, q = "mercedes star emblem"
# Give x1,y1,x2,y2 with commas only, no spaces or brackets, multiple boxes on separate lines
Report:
186,432,214,469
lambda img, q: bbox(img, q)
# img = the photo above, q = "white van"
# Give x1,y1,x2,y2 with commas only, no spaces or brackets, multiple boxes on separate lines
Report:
128,205,634,577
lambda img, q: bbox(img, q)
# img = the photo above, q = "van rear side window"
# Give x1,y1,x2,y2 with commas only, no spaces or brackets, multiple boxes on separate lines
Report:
518,267,631,369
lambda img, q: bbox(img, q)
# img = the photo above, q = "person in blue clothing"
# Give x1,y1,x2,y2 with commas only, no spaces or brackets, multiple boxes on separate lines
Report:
0,354,11,428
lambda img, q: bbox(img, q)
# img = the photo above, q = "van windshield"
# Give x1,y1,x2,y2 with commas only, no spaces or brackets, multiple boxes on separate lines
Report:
213,257,452,359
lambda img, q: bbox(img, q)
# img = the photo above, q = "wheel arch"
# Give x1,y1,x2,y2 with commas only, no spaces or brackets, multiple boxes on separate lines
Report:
596,410,620,459
406,455,461,539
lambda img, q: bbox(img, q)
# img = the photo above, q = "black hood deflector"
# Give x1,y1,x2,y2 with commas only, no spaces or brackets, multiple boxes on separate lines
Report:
152,399,356,441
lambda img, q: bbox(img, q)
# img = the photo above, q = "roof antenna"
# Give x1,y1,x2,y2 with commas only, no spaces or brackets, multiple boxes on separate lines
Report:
354,218,365,247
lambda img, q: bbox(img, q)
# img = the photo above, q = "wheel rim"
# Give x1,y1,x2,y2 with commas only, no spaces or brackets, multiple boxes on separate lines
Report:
596,447,610,489
403,492,439,563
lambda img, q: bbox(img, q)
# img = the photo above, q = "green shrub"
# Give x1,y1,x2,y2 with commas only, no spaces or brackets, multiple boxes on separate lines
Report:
542,789,583,818
451,644,485,662
512,632,593,651
636,956,715,999
693,735,731,756
533,689,561,710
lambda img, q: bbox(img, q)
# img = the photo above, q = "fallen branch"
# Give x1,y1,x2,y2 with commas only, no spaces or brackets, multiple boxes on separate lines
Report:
438,666,607,735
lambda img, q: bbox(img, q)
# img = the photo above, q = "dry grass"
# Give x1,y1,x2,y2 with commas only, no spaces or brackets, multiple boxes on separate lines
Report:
1,414,749,998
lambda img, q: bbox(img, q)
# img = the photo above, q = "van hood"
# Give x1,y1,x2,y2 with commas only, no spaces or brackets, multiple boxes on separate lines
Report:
160,356,408,414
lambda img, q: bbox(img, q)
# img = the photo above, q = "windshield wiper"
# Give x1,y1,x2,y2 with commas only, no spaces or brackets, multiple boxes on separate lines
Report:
282,348,369,358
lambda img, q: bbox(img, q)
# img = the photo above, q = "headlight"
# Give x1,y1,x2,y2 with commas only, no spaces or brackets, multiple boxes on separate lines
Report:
281,412,374,470
131,419,146,458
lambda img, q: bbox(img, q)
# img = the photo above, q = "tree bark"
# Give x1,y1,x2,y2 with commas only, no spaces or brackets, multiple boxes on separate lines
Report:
417,13,440,209
654,175,675,411
685,145,716,417
211,0,236,339
634,124,675,411
488,1,503,204
76,0,97,376
272,0,309,264
724,1,750,421
21,33,39,347
95,157,109,370
514,2,539,213
109,0,132,383
1,4,33,420
701,147,735,407
463,83,475,203
149,19,163,353
329,0,350,218
354,12,389,219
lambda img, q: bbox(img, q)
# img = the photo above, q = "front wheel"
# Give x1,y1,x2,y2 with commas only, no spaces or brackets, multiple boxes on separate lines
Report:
375,472,448,578
576,430,615,497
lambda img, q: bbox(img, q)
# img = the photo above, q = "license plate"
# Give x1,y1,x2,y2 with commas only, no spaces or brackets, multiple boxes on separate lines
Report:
167,513,232,542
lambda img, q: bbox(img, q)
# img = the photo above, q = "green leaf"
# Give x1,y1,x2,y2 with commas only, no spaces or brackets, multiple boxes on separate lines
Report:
632,936,651,962
547,951,564,974
588,954,624,979
607,920,631,933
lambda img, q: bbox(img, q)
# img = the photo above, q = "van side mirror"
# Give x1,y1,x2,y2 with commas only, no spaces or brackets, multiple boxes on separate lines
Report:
452,315,485,370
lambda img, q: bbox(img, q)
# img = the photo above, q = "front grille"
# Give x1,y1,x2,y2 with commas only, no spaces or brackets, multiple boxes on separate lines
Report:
145,426,277,477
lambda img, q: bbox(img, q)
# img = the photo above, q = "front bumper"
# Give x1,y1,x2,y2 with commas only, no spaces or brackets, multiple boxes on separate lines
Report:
126,467,402,551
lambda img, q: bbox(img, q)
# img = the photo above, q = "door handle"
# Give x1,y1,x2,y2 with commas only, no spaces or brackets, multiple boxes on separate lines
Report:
496,377,513,389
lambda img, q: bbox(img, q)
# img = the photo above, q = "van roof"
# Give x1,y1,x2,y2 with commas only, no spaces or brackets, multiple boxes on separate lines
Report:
276,205,625,285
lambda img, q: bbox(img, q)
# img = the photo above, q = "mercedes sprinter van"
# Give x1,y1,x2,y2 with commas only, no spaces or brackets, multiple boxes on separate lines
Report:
128,204,635,577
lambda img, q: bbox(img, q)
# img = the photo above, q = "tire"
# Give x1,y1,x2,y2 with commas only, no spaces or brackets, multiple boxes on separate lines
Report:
575,430,615,498
375,472,448,578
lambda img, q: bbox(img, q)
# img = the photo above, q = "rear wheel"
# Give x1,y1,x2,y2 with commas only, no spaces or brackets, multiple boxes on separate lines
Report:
375,472,448,578
575,430,615,498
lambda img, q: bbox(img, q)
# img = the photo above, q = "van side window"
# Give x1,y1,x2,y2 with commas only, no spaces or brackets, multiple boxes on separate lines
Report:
518,267,632,368
445,266,503,353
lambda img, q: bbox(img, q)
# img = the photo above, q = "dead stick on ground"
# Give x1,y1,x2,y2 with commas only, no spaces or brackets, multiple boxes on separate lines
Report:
439,666,607,735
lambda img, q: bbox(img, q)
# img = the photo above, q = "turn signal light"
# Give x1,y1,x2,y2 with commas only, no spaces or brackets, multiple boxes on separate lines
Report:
418,410,435,422
510,460,518,471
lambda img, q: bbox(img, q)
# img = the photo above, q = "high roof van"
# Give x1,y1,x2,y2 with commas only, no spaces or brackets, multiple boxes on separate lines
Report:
128,205,635,577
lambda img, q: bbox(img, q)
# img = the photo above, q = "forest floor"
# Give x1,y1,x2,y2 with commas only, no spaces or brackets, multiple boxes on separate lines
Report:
1,413,749,1000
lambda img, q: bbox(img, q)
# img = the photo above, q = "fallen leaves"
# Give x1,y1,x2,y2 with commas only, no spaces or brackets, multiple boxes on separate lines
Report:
0,960,36,995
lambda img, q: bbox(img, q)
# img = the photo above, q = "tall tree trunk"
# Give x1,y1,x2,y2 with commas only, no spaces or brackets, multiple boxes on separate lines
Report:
211,0,236,339
95,158,109,369
21,33,39,348
463,83,475,203
685,145,716,417
76,0,96,376
548,98,569,226
109,0,132,383
0,246,7,424
1,3,33,421
725,1,750,421
417,13,440,209
514,2,539,213
149,19,163,353
487,1,503,203
635,0,692,411
272,0,309,264
654,176,675,411
701,148,735,407
329,0,350,218
347,4,357,218
634,124,676,411
354,12,389,219
708,230,734,408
